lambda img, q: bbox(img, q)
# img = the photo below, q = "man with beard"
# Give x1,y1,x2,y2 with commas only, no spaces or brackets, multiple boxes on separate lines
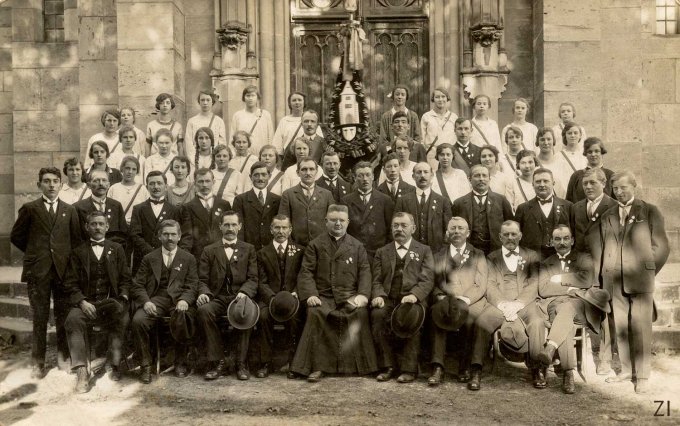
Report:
316,151,351,203
291,204,377,381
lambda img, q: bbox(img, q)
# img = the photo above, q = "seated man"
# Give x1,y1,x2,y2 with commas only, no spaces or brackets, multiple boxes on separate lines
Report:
291,204,377,381
196,210,258,381
130,219,198,383
254,214,305,378
61,211,130,393
370,212,434,383
535,225,594,394
468,220,543,390
428,217,488,386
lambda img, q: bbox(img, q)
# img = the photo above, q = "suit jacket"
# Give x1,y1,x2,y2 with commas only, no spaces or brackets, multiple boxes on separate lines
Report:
61,239,130,305
279,184,334,246
316,175,351,203
569,194,616,253
371,239,434,303
591,200,669,294
537,250,594,313
432,244,487,306
395,189,452,253
282,135,328,170
376,179,415,204
130,247,198,305
197,239,258,298
74,196,129,246
486,247,540,308
565,167,615,203
233,189,281,251
451,191,514,252
342,190,394,256
180,196,232,259
298,233,371,314
130,199,183,259
11,197,83,282
257,239,305,303
515,197,572,255
452,143,482,177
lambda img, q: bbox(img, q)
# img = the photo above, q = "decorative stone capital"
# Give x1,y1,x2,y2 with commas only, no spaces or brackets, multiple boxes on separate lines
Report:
470,26,503,48
216,21,251,51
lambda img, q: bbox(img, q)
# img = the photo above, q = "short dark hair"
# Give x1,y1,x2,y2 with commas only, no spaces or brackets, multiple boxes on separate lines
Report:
436,143,455,158
505,125,523,143
171,156,192,175
583,167,606,184
552,224,572,237
382,152,399,168
39,167,61,182
119,125,137,140
479,144,499,162
155,93,175,110
296,157,317,171
392,211,414,224
221,209,241,224
353,161,373,174
157,219,181,236
197,90,216,105
287,91,306,110
194,167,214,180
249,161,269,176
231,130,252,147
242,85,261,101
391,111,409,123
454,117,471,128
146,170,167,184
86,210,108,225
62,157,83,175
516,149,539,169
119,155,140,172
327,204,348,215
390,85,409,100
583,137,607,156
271,214,291,225
472,94,491,107
561,121,582,146
532,167,554,180
535,127,556,147
431,87,450,102
89,140,110,159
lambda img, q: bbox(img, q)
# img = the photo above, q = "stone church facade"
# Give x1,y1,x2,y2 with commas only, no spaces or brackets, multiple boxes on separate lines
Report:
0,0,679,264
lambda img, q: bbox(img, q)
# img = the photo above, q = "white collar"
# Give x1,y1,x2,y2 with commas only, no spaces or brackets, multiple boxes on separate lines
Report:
91,195,106,204
557,251,571,260
161,247,177,257
274,240,288,251
323,174,337,182
254,188,267,198
395,238,412,250
416,187,431,197
42,196,58,204
587,193,604,205
502,246,519,257
450,243,467,255
390,107,409,115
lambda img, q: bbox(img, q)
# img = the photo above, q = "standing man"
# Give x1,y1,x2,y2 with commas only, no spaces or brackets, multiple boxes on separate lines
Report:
11,167,83,377
180,168,231,260
370,212,434,383
196,211,259,381
61,211,130,392
316,151,351,203
377,153,415,203
592,171,669,394
570,168,616,253
342,161,395,262
515,167,572,260
282,110,327,170
452,165,514,255
452,118,482,177
395,162,452,253
279,157,334,246
233,161,281,251
291,205,378,381
129,219,198,383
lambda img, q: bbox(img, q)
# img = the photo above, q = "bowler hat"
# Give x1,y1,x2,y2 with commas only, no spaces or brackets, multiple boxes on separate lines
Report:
575,287,611,333
170,309,196,343
390,302,426,338
499,320,529,354
269,291,299,323
93,298,124,326
431,296,469,331
228,296,260,330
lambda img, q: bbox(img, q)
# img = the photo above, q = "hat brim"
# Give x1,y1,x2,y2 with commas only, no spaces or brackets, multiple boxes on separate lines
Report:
169,309,195,342
269,292,300,323
431,297,469,331
390,302,425,338
575,291,611,314
227,297,261,330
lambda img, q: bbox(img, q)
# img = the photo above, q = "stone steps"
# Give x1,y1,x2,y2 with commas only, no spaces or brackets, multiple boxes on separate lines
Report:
0,316,55,346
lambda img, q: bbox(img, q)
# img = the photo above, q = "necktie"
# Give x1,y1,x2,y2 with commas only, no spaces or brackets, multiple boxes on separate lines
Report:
538,197,553,205
505,250,519,258
618,201,632,226
200,195,213,210
419,192,426,211
165,252,174,268
475,195,484,205
277,244,285,258
328,179,337,191
362,192,370,205
47,201,57,222
91,241,104,247
257,191,265,206
587,202,594,219
149,198,164,205
94,199,105,212
390,183,397,196
453,248,463,264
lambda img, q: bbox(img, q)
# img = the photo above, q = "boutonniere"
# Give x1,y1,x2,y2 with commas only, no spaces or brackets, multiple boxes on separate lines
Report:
107,208,111,213
107,250,112,256
517,257,527,270
215,207,222,216
555,205,562,215
174,263,182,271
408,251,421,262
287,244,301,256
628,215,636,224
591,212,599,222
461,250,470,265
345,256,353,264
62,213,66,217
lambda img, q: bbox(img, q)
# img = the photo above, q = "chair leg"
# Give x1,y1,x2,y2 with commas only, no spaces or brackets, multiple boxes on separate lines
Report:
492,330,500,374
155,322,161,376
86,329,92,375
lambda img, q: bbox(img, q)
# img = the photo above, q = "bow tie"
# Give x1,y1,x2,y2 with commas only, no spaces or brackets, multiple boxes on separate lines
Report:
91,241,105,247
224,242,237,249
149,198,165,205
538,197,553,205
505,250,519,257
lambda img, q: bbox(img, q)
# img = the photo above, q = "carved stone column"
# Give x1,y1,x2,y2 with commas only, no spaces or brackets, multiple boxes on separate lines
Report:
460,0,509,120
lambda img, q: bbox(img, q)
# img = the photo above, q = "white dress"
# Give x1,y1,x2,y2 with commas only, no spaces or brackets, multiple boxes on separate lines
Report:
84,132,119,169
265,167,285,196
58,184,91,205
229,109,274,156
212,168,244,205
144,153,175,186
184,113,227,160
281,165,323,193
551,123,587,153
146,119,184,157
470,117,503,153
107,182,150,224
511,177,536,212
431,169,471,203
489,171,515,208
421,110,458,171
107,151,145,184
272,115,324,156
553,149,587,194
501,122,538,152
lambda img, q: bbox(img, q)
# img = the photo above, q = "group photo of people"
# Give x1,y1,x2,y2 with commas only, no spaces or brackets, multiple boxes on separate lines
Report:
9,79,670,400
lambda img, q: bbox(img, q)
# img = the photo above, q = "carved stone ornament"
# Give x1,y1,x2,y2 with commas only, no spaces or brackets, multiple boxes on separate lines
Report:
470,26,502,47
217,21,251,50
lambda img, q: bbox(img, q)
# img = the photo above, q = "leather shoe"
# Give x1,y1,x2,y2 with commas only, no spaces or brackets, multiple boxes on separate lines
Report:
174,363,188,378
376,367,395,382
74,366,90,394
562,369,575,394
204,359,226,381
255,364,270,379
279,363,291,374
467,368,481,391
596,361,612,376
140,366,152,384
635,378,650,394
397,373,415,383
287,370,299,380
538,344,556,366
110,365,122,382
31,364,46,380
427,366,443,386
457,369,471,383
532,368,547,389
236,362,250,380
307,370,323,382
605,373,632,384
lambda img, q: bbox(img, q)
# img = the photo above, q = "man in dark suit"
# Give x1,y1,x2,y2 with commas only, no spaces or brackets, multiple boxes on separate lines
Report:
370,212,434,383
452,118,482,177
278,157,334,246
11,167,83,378
282,110,327,170
180,168,231,260
570,168,616,253
233,161,281,251
130,171,182,272
253,214,305,378
535,225,594,394
342,161,394,261
428,217,488,386
452,165,514,255
468,220,543,391
515,167,572,259
377,153,415,203
130,219,198,383
61,211,130,392
74,169,128,248
316,151,351,203
591,171,669,394
377,112,427,164
196,210,259,381
395,162,452,253
291,204,378,381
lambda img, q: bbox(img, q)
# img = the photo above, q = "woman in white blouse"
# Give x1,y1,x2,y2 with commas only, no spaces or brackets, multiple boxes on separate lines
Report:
511,149,539,211
107,156,149,225
535,127,566,198
271,92,323,157
479,145,514,206
553,121,588,190
58,158,91,204
500,98,538,154
211,144,243,205
431,143,471,203
229,85,274,156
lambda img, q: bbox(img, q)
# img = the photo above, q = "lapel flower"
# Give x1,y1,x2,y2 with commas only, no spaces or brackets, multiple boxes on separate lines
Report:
232,256,238,262
61,212,65,217
107,208,111,213
345,256,353,264
287,244,300,256
408,251,420,262
555,205,562,216
107,214,111,219
369,205,373,210
628,215,636,224
107,250,112,256
174,263,182,271
517,257,526,271
460,250,470,265
591,212,599,222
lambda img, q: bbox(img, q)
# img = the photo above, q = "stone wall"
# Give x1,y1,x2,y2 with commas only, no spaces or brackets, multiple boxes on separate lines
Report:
0,6,12,264
535,0,680,261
